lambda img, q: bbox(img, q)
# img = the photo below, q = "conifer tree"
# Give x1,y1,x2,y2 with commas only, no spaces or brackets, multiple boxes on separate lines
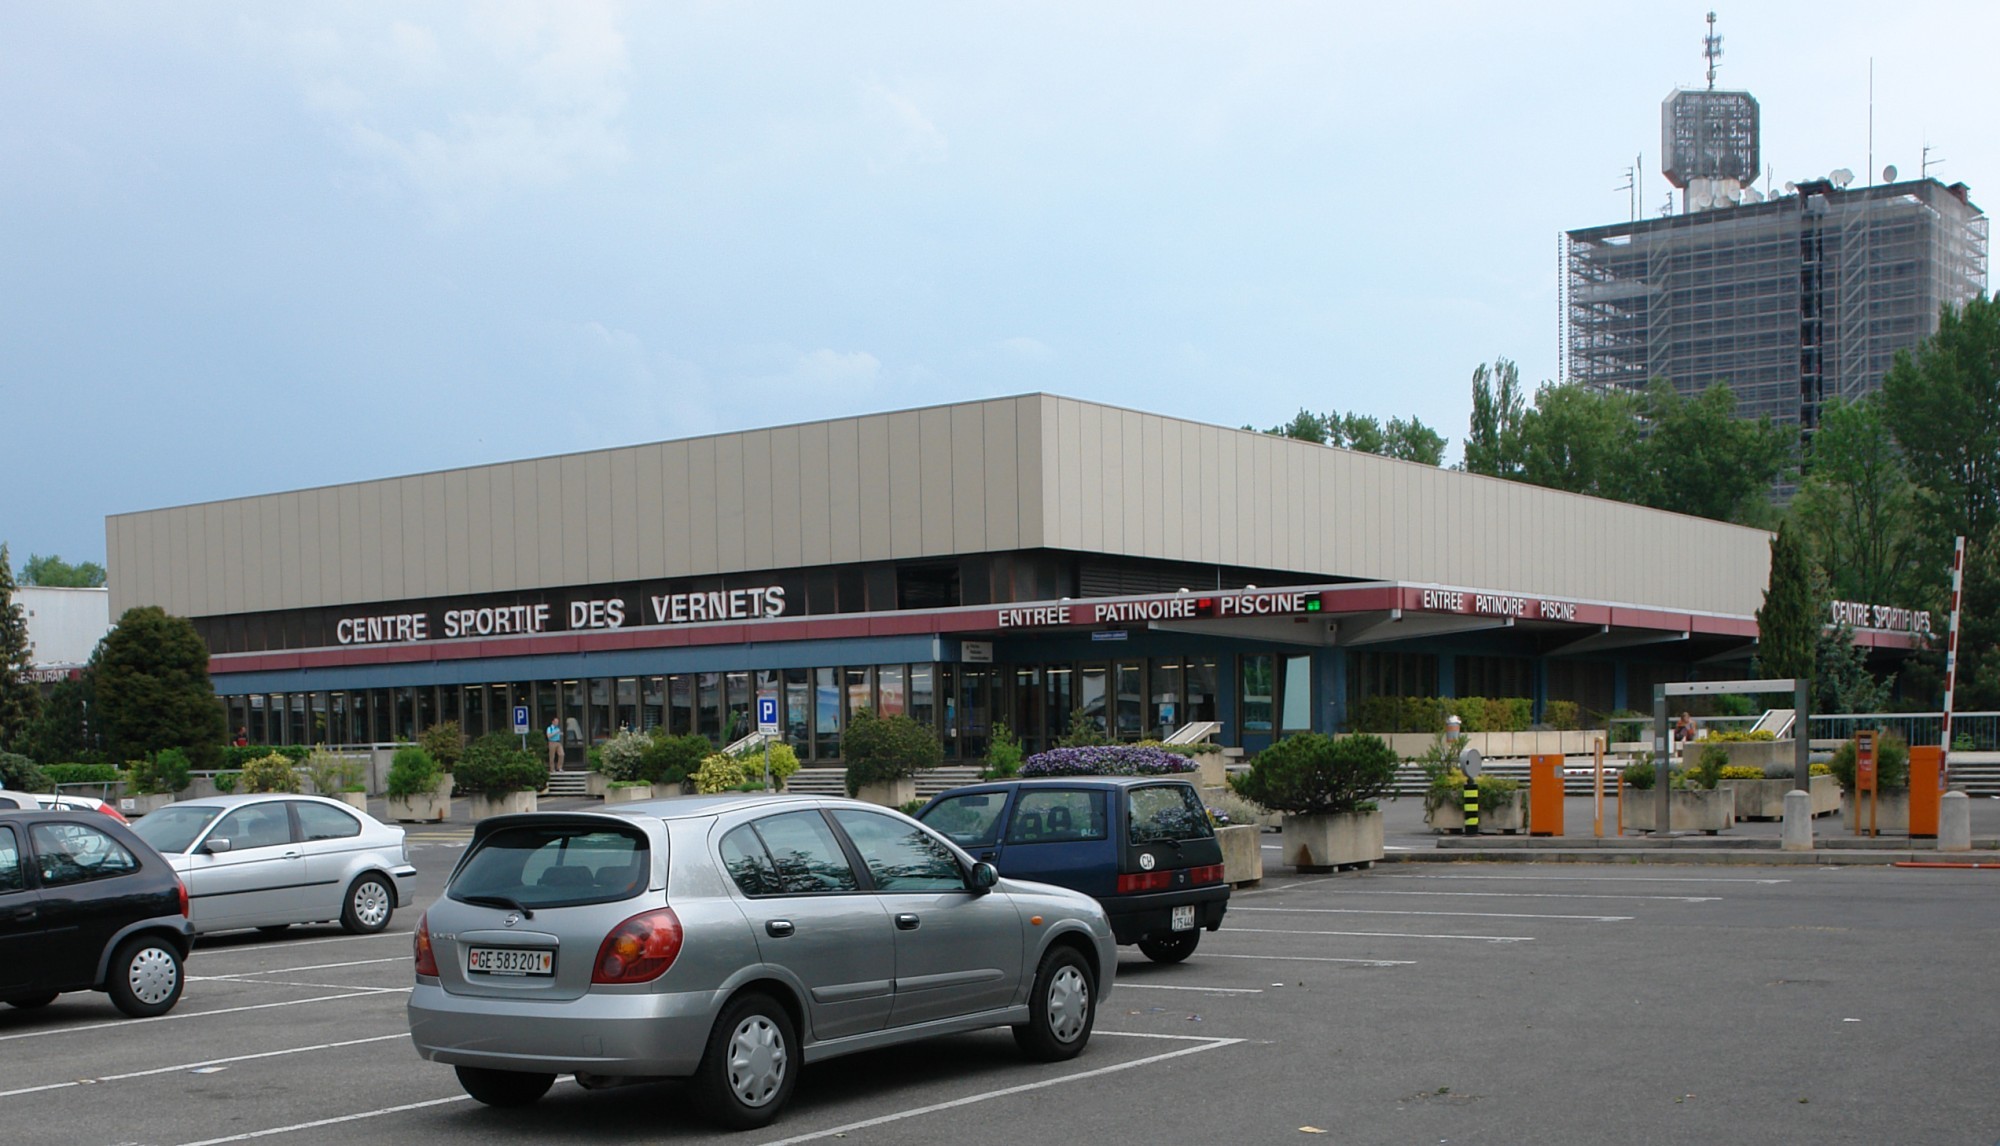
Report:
1756,522,1821,685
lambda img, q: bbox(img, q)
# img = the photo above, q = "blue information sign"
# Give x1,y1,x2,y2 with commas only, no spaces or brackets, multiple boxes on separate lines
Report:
756,694,779,735
513,705,531,735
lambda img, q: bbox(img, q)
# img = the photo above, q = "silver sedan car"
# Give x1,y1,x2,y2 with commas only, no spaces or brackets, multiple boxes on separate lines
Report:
408,794,1117,1130
128,794,416,936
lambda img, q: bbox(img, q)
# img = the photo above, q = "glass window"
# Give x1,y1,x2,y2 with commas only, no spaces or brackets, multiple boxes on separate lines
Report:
1280,654,1313,733
1128,784,1216,844
393,687,418,742
1012,666,1043,752
462,686,485,739
725,671,752,741
669,675,694,736
439,686,459,730
877,665,906,717
815,668,841,759
918,791,1009,849
1044,665,1074,744
829,809,965,892
1006,789,1108,844
248,693,268,744
615,677,639,736
1078,664,1108,737
750,811,858,894
1240,655,1274,733
451,824,650,908
1151,659,1184,737
129,805,223,854
413,688,435,740
909,665,935,732
29,821,139,886
784,669,811,756
1115,661,1144,740
294,801,362,841
641,676,665,733
214,804,295,850
697,673,722,742
845,666,875,723
719,824,781,896
563,679,586,746
0,826,22,893
958,667,990,759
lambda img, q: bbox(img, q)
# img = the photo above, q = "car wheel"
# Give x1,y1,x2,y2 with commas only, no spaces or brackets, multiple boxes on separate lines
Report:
107,936,184,1018
454,1066,555,1108
1137,929,1201,964
1012,945,1095,1062
340,873,395,934
6,993,59,1009
691,992,796,1130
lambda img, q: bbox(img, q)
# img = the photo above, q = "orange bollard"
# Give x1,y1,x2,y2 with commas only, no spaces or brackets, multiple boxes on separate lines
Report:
1529,754,1565,837
1910,745,1944,839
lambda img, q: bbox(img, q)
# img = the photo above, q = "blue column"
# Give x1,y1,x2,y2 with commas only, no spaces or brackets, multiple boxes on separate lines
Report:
1323,646,1348,733
1438,652,1456,699
1613,661,1629,713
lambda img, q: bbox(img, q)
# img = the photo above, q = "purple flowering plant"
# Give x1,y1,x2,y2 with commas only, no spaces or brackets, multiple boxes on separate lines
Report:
1018,745,1198,778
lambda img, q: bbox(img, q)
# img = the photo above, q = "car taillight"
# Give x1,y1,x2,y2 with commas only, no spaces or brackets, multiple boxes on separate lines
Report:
592,908,684,985
1116,870,1173,894
97,803,130,824
176,876,189,918
414,913,439,977
1187,864,1225,885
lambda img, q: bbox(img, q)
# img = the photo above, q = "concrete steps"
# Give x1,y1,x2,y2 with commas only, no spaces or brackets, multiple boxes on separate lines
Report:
544,771,591,797
785,766,986,799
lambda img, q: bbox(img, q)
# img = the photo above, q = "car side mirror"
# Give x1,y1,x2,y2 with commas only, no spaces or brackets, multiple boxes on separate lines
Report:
969,861,998,892
201,837,233,855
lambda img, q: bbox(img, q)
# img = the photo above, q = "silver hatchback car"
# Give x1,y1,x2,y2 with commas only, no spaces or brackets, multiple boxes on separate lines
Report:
408,794,1117,1129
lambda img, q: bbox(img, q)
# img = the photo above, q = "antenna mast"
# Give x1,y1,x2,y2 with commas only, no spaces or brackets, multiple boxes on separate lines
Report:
1703,11,1723,90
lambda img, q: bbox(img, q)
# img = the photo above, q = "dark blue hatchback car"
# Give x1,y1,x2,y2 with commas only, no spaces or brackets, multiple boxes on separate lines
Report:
916,776,1229,963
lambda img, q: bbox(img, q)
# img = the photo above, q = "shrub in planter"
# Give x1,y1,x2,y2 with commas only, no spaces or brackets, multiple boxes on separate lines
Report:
1827,732,1910,791
843,710,942,798
129,749,194,796
598,730,651,782
1711,729,1778,742
456,735,545,795
982,722,1024,779
214,771,241,794
42,762,120,788
220,745,308,770
418,721,465,770
1543,700,1582,731
385,746,442,799
1231,733,1398,816
1717,764,1768,781
1055,708,1114,748
240,752,299,793
1020,744,1197,778
696,742,802,793
302,747,364,796
1688,744,1730,791
1623,752,1659,790
1424,770,1522,817
0,752,50,793
640,732,713,788
694,753,750,794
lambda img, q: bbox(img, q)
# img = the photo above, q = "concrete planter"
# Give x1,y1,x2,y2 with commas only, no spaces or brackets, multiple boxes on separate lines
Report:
186,775,228,799
1722,774,1840,820
605,783,656,804
854,777,917,808
386,790,449,823
1685,738,1792,772
467,790,539,820
118,793,176,818
581,771,610,798
1620,787,1735,834
1194,754,1228,789
1279,810,1384,872
1216,823,1263,886
1844,788,1910,834
1425,790,1528,834
336,791,370,812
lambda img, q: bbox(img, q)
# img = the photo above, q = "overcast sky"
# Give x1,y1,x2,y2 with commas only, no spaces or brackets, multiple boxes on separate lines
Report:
5,2,1994,570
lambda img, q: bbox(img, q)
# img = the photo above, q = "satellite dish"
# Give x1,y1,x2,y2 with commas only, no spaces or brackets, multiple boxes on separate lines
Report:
1743,187,1764,203
1692,190,1713,209
1883,164,1898,182
1831,168,1855,188
1783,181,1797,194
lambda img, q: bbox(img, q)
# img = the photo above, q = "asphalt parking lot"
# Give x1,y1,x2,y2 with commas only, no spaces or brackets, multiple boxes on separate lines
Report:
7,831,1998,1146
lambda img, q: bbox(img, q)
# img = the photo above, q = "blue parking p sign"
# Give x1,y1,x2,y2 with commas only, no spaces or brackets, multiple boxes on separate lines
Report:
756,694,779,735
513,705,531,735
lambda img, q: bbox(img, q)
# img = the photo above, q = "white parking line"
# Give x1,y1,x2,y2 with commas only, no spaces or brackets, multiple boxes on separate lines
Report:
757,1035,1244,1146
177,1095,474,1144
0,1034,407,1099
1235,906,1632,923
194,932,407,956
1221,927,1533,943
1116,983,1263,995
195,957,407,976
0,991,400,1043
1374,873,1788,884
1309,889,1720,903
194,979,412,993
1198,953,1415,966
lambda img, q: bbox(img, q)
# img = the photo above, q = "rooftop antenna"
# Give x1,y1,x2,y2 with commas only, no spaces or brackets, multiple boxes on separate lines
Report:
1922,142,1943,180
1867,58,1874,187
1703,11,1723,90
1617,164,1635,222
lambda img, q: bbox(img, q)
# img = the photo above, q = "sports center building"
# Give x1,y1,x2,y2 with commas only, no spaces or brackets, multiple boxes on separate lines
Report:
104,394,1924,766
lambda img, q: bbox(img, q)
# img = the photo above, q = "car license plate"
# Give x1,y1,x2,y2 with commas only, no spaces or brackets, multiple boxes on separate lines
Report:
1171,905,1196,931
467,947,554,976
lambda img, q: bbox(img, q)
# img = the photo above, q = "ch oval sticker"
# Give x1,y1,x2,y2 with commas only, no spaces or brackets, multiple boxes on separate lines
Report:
1139,853,1156,871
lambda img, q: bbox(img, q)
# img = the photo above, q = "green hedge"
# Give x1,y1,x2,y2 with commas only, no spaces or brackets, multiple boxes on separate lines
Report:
43,763,122,787
1348,696,1537,734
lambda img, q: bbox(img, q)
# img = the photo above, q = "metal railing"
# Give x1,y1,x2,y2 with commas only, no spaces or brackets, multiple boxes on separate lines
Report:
1607,711,2000,752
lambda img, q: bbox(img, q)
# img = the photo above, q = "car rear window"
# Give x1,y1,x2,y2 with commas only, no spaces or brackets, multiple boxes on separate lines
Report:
1006,789,1107,844
452,824,650,908
919,792,1008,848
1127,784,1215,845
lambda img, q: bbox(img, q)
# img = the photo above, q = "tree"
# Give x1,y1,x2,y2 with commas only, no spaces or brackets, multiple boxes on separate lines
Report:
1756,522,1821,686
1790,397,1924,608
1814,623,1894,715
1953,536,2000,712
0,544,41,753
1383,416,1447,465
1268,409,1329,444
1881,294,2000,557
93,606,226,769
1516,381,1644,499
1638,382,1792,525
19,554,107,588
1261,408,1444,464
1463,358,1527,478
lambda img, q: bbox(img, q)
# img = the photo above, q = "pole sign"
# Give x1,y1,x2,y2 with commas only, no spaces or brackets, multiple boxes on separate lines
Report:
1855,730,1877,793
756,694,779,736
513,705,531,735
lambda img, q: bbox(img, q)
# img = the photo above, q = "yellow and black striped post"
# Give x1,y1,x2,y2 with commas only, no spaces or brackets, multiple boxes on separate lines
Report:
1462,782,1480,835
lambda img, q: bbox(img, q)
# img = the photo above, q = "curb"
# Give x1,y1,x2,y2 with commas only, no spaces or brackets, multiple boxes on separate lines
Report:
1382,849,2000,866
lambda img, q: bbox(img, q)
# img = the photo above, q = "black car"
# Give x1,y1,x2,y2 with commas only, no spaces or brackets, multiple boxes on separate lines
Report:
0,809,196,1017
917,776,1229,963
